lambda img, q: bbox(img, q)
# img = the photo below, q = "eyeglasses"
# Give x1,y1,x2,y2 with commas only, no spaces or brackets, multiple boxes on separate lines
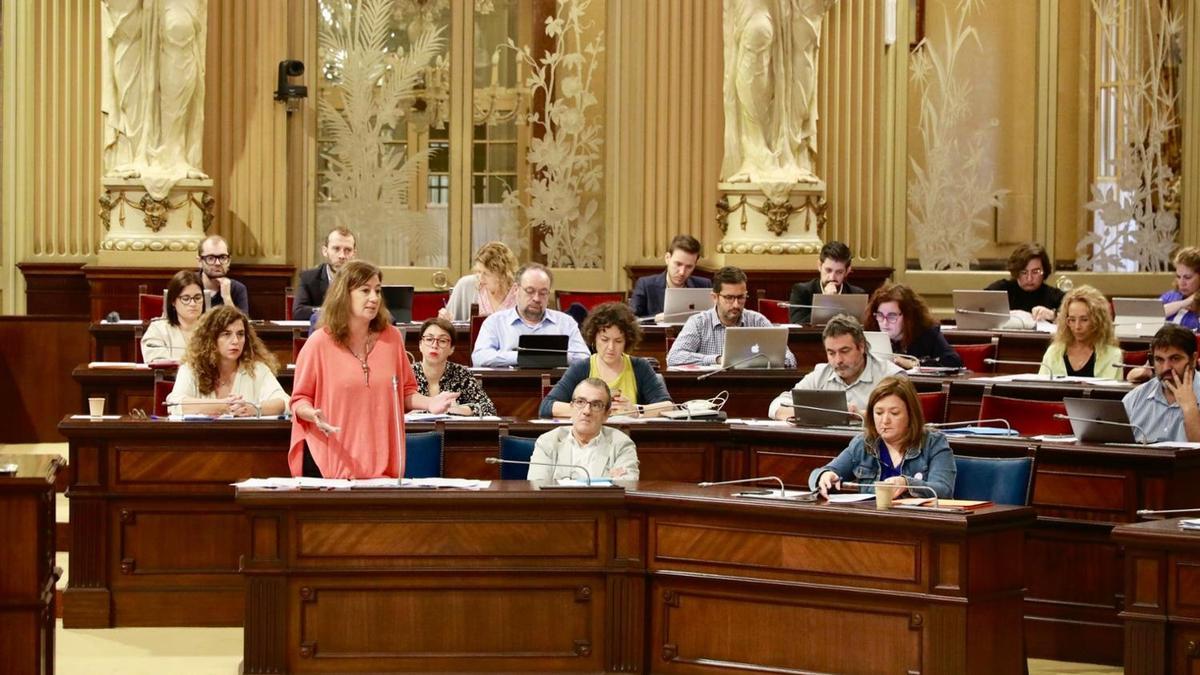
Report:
873,311,902,323
177,294,204,305
420,336,452,347
521,287,551,299
570,397,608,412
200,254,231,265
1018,268,1045,279
718,294,748,304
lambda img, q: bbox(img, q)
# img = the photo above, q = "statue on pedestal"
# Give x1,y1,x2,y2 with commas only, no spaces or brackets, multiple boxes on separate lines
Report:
721,0,836,185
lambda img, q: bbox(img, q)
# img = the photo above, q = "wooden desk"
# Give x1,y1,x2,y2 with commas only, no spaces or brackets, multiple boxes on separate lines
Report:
238,481,1033,674
0,454,62,675
1112,518,1200,675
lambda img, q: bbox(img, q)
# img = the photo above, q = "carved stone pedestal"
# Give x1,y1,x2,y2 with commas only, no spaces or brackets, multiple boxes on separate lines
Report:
715,181,827,268
97,178,214,267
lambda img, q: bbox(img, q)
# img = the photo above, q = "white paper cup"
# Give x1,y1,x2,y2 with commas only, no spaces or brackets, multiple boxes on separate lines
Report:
875,483,895,510
88,397,105,418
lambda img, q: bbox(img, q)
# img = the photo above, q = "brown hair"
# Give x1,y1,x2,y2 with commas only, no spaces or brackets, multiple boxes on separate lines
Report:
1053,285,1117,350
667,234,702,256
711,266,747,294
1006,242,1053,280
822,313,867,349
317,260,392,346
1174,246,1200,287
183,305,278,395
476,242,520,288
863,282,936,349
419,316,457,346
581,302,642,350
165,270,204,326
862,376,927,450
324,226,357,247
1151,324,1198,360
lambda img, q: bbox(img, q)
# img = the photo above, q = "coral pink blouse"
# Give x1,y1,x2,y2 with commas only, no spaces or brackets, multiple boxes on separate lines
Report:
288,326,417,478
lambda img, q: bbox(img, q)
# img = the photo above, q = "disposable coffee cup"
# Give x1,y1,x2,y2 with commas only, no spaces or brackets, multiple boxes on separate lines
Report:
875,483,895,510
88,397,105,418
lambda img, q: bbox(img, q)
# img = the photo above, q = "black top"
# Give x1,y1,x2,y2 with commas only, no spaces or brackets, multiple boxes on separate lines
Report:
203,274,250,316
411,360,498,416
630,272,712,317
1063,350,1096,378
984,278,1065,315
896,325,963,367
292,264,331,321
787,278,867,324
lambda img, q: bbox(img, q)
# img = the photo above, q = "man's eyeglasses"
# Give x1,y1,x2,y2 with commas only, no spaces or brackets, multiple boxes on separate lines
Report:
1018,268,1045,279
420,336,452,347
201,254,231,265
570,397,608,412
718,294,748,304
177,294,204,305
521,287,551,299
873,311,902,323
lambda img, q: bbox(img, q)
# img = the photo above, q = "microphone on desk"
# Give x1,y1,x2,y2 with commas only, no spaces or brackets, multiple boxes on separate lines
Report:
1052,413,1150,444
105,311,121,323
777,401,864,425
392,375,406,479
983,358,1053,374
840,482,941,509
697,352,769,380
637,309,706,323
926,418,1012,431
1135,507,1200,519
697,476,788,497
484,457,594,485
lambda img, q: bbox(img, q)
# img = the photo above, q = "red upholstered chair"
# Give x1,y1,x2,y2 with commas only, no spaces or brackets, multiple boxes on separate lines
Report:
1121,348,1149,380
412,291,451,321
133,325,145,364
153,369,175,417
917,391,948,425
755,289,790,324
138,284,166,322
978,395,1071,436
953,337,999,373
284,287,295,321
541,373,553,400
555,290,627,313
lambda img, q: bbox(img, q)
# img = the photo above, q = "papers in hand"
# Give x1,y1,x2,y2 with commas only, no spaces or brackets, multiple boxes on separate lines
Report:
232,477,492,490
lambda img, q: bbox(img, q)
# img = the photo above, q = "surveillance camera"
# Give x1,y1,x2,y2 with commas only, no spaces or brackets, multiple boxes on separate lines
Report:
275,60,308,106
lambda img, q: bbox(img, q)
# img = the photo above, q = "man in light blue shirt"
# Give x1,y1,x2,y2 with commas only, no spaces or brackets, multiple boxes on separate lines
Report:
666,266,796,368
472,262,590,367
1123,325,1200,443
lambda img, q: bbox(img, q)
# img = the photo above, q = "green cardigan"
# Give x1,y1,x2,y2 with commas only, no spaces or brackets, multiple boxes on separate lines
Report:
1039,341,1123,379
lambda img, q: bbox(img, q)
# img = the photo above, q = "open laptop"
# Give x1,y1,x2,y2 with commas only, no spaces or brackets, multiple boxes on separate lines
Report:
810,294,868,325
864,331,894,359
722,326,789,369
382,285,415,324
662,288,714,324
952,290,1010,330
788,390,861,427
1113,297,1166,338
1062,397,1145,444
516,334,570,369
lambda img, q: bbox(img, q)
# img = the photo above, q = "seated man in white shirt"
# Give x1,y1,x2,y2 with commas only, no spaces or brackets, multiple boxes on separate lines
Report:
528,378,639,482
472,262,591,367
1123,324,1200,443
769,314,905,420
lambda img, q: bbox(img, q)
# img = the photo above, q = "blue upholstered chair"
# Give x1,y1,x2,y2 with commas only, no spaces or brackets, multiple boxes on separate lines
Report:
952,455,1035,505
498,434,537,480
404,431,444,479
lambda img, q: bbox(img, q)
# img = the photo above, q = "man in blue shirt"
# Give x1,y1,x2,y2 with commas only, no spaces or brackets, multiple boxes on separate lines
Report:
472,263,590,367
630,234,712,319
1123,324,1200,443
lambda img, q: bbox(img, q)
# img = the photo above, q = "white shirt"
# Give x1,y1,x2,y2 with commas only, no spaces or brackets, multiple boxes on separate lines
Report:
768,353,905,418
140,319,189,363
528,426,639,482
166,361,290,413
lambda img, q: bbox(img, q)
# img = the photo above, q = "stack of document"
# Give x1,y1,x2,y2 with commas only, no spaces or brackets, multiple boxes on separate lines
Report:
1179,518,1200,531
232,477,491,490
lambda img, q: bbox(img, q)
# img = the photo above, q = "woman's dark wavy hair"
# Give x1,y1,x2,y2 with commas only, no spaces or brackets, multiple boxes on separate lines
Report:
183,305,278,395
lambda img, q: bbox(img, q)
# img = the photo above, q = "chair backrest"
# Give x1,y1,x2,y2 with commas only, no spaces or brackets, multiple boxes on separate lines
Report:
498,434,537,480
469,314,487,352
917,391,948,424
978,394,1071,436
153,369,174,417
664,325,680,354
755,289,790,324
138,284,166,322
404,431,444,479
1121,349,1149,378
541,373,553,400
412,291,451,322
284,286,295,321
134,325,145,364
292,329,308,364
953,338,998,373
555,291,627,313
953,455,1036,505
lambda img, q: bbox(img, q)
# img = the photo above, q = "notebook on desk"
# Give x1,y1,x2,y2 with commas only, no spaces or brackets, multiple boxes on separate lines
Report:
516,334,570,369
788,389,861,428
662,288,714,324
722,326,788,369
952,290,1010,330
810,294,868,325
382,285,414,324
1062,397,1143,444
1113,297,1165,338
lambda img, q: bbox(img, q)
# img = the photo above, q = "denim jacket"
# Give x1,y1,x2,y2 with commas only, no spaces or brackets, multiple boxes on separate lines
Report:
807,430,957,498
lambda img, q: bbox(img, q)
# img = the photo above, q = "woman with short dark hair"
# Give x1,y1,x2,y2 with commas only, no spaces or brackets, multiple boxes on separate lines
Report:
140,270,204,363
984,242,1064,322
411,317,497,416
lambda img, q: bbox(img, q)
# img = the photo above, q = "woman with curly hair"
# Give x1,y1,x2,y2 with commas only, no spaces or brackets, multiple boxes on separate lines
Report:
165,305,289,416
1038,285,1122,379
538,302,672,417
863,282,962,369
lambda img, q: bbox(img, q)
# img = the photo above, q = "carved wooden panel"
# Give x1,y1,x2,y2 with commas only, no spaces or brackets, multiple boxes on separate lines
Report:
1175,559,1200,615
242,576,288,675
1126,553,1164,612
1033,466,1131,513
295,517,600,560
115,447,290,485
116,508,245,577
605,574,645,673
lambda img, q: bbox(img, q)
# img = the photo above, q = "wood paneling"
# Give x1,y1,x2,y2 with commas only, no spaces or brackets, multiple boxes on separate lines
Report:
0,317,89,443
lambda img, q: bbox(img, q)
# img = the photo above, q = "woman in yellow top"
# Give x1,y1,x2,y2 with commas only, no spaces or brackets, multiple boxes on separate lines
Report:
1038,285,1122,379
538,302,672,417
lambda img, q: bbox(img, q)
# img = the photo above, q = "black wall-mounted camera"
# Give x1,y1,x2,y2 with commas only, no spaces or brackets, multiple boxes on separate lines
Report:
274,60,307,111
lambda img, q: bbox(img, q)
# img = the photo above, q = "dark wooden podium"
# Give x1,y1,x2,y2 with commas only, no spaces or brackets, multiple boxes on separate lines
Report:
238,481,1034,674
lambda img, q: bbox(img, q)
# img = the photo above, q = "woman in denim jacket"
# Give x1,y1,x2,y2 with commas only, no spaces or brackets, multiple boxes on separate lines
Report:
809,376,956,498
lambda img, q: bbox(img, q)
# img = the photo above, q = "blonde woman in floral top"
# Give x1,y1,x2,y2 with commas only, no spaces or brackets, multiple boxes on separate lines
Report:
411,317,498,416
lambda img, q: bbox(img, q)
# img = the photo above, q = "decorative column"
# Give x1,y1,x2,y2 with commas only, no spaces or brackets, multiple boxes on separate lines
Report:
716,181,826,261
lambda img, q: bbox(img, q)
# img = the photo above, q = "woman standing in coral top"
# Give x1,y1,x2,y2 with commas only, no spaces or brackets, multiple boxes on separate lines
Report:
289,261,458,478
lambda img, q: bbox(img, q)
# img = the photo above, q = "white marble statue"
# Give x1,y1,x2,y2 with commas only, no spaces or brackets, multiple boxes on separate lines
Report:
102,0,209,200
722,0,837,184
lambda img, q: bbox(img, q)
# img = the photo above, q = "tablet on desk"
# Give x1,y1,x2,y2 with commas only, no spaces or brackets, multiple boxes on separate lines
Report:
952,290,1010,330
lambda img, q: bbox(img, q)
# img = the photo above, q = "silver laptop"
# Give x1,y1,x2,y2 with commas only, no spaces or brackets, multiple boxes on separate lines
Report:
810,294,868,325
721,326,789,369
662,288,714,324
1062,397,1144,444
865,331,894,359
1113,297,1165,338
953,290,1011,330
788,389,861,427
